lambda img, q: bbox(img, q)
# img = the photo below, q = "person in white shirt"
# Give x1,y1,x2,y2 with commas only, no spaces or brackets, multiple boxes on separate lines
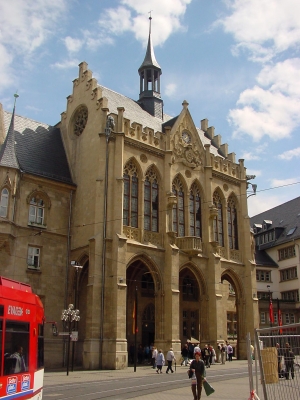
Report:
166,347,176,373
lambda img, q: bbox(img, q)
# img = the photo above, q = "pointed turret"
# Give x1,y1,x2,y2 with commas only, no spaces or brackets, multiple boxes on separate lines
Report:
0,94,19,169
137,16,163,119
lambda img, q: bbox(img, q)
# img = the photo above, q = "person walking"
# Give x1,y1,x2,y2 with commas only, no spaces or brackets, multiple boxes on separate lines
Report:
156,349,165,374
151,346,158,369
166,347,176,373
189,351,206,400
227,343,233,361
221,343,226,364
284,342,295,380
181,344,189,366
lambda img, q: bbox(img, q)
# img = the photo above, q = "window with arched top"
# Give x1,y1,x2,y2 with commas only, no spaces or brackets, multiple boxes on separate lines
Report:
189,184,201,237
123,161,139,227
228,196,238,250
141,272,155,297
29,197,45,225
144,168,159,232
0,188,9,218
213,191,224,246
172,176,185,237
182,276,198,301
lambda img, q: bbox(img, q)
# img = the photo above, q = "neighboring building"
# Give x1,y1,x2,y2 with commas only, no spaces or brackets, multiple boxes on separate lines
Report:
0,26,258,369
250,196,300,328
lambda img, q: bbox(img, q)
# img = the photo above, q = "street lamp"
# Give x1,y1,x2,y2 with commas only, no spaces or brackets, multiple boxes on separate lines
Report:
61,304,80,375
70,261,83,371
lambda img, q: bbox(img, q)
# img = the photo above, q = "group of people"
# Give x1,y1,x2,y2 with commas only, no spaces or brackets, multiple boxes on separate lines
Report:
181,340,234,367
151,346,176,374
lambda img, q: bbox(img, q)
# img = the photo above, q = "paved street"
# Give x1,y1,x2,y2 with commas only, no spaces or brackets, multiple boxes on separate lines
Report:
43,360,264,399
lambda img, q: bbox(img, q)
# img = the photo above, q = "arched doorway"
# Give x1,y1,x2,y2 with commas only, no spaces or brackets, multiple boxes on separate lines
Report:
179,268,201,344
126,259,158,361
221,271,243,359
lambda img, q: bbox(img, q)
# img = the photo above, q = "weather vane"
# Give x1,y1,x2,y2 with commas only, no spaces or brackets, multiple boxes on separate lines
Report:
148,10,153,33
14,92,19,106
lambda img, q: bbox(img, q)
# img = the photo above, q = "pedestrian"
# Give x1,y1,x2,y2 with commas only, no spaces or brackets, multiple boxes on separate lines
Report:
156,349,165,374
284,342,295,380
202,344,210,368
166,347,175,373
216,343,221,363
181,344,189,366
221,343,226,364
227,343,233,361
151,346,158,369
224,341,228,360
189,351,206,400
211,346,216,364
276,343,283,377
188,342,194,359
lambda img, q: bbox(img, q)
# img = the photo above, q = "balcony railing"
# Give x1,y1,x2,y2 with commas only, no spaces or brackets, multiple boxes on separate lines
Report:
175,236,202,256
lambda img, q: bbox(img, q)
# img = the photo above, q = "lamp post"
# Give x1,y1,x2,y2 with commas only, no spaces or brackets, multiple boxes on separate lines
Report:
70,261,83,371
61,304,80,376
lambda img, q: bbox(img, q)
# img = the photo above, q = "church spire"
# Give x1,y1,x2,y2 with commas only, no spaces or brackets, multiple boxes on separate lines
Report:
137,14,163,119
0,93,20,169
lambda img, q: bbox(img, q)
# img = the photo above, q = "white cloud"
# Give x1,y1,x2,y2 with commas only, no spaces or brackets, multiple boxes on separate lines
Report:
240,151,260,161
0,1,68,94
51,59,80,70
63,37,84,53
97,0,192,46
248,193,292,217
165,83,178,97
270,177,300,187
228,59,300,141
219,0,300,61
278,147,300,160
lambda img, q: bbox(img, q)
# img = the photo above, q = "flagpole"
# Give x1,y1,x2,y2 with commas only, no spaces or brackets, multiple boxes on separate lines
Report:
134,284,138,372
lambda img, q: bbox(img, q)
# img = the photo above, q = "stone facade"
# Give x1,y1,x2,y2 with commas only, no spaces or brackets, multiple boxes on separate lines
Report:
0,38,259,369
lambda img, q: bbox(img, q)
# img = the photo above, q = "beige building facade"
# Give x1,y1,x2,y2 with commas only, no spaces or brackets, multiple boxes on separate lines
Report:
0,32,259,369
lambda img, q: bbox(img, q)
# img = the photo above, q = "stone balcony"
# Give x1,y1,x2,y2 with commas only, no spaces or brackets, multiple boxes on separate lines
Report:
175,236,202,256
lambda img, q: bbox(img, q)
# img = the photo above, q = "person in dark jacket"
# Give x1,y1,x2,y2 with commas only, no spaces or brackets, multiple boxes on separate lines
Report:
284,342,295,380
181,344,189,366
189,351,206,400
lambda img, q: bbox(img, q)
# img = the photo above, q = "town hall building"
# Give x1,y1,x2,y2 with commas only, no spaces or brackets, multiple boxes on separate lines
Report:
0,25,259,369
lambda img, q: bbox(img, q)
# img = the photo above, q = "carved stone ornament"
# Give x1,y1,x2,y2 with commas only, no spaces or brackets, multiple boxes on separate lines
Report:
73,106,88,136
140,154,148,163
171,131,203,168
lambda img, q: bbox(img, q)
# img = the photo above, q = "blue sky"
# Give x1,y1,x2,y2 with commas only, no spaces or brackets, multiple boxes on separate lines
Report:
0,0,299,217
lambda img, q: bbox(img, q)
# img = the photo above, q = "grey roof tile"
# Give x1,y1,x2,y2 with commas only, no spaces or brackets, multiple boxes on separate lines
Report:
3,111,74,185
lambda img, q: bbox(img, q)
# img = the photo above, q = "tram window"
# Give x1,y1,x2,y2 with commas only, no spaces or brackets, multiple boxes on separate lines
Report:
37,324,44,369
4,321,29,375
0,305,4,316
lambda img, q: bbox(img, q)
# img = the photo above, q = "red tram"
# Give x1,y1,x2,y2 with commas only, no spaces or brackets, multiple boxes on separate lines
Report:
0,277,44,400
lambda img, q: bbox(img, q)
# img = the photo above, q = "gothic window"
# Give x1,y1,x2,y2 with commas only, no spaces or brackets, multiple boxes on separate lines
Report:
182,276,198,301
227,196,238,250
123,161,139,227
0,188,9,218
29,197,45,225
213,191,224,246
172,177,185,237
144,168,159,232
189,184,201,237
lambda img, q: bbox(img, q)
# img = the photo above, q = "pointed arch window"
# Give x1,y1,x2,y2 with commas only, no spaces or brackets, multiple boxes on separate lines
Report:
228,196,238,250
182,276,198,301
213,191,224,246
0,188,9,218
172,177,185,237
189,184,202,237
29,197,45,225
123,161,139,227
144,169,159,232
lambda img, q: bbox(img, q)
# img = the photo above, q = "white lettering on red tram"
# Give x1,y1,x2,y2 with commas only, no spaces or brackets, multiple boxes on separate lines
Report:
8,305,23,316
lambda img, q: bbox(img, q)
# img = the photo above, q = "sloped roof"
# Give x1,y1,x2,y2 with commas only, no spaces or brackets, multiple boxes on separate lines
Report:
138,32,161,71
254,249,278,267
250,196,300,247
100,85,172,132
2,111,74,185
